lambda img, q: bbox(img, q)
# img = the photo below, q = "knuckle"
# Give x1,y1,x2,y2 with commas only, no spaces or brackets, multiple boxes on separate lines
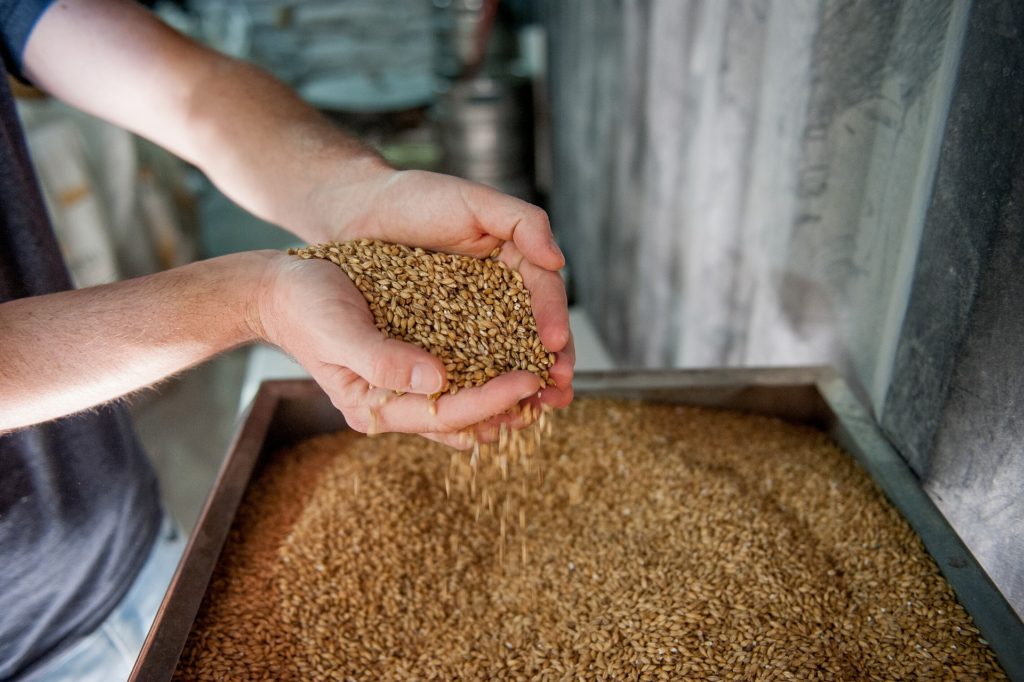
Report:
327,392,347,413
527,204,550,227
367,349,408,391
343,410,369,433
432,409,465,434
333,400,369,433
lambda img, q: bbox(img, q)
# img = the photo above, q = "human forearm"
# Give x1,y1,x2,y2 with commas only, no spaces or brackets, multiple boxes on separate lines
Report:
0,248,545,443
23,0,387,243
181,57,389,242
0,252,271,431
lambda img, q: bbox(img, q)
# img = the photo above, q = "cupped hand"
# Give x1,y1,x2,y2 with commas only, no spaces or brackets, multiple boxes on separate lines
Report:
327,168,575,411
254,254,545,443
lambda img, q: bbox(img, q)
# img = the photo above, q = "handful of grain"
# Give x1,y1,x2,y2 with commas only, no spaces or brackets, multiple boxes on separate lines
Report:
289,239,555,394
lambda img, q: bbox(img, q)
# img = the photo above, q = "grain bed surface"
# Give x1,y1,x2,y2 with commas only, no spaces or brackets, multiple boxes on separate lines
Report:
175,398,1004,681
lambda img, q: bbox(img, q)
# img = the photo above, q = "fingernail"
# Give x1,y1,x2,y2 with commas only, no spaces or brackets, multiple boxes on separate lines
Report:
521,382,543,401
411,363,442,394
550,236,564,261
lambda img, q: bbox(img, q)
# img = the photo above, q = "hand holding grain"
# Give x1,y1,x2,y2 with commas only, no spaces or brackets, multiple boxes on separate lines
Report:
253,251,546,447
323,169,574,411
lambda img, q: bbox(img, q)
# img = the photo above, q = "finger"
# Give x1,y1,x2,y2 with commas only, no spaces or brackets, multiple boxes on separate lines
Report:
459,180,564,270
422,424,507,450
539,383,574,409
517,256,570,353
303,360,373,431
451,392,565,449
522,381,573,410
518,334,574,409
420,431,475,450
372,371,542,434
308,297,447,395
548,331,575,389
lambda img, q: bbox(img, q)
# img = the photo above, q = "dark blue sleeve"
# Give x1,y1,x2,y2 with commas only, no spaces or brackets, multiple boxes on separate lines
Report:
1,0,58,77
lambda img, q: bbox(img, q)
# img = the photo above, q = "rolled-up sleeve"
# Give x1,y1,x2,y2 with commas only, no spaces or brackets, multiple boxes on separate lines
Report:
1,0,58,78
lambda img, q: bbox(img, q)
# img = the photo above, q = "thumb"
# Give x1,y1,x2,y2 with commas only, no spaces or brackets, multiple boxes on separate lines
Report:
334,317,447,395
275,258,447,394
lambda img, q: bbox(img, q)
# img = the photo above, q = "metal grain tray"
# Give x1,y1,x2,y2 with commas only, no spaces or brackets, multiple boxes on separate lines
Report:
130,367,1024,681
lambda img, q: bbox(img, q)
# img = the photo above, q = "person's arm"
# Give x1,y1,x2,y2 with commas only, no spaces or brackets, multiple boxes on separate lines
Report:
0,252,265,431
0,253,542,443
23,0,374,243
21,0,574,410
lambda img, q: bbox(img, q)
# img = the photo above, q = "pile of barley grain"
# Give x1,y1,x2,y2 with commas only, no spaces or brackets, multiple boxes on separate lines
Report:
290,240,555,393
175,399,1005,681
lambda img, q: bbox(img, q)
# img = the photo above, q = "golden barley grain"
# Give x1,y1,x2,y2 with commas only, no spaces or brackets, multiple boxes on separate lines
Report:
175,399,1006,681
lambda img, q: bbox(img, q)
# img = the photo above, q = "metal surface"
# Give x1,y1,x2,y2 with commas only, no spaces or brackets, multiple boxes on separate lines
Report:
440,77,535,201
130,368,1024,682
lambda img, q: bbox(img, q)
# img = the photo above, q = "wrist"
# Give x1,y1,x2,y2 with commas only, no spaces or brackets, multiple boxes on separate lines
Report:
237,249,291,346
305,156,396,243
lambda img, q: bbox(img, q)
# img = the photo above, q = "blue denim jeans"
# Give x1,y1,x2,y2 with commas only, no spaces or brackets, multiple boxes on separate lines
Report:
20,515,185,682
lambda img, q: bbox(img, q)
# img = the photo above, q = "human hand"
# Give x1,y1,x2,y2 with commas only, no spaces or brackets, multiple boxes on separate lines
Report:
253,253,547,448
317,168,574,411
